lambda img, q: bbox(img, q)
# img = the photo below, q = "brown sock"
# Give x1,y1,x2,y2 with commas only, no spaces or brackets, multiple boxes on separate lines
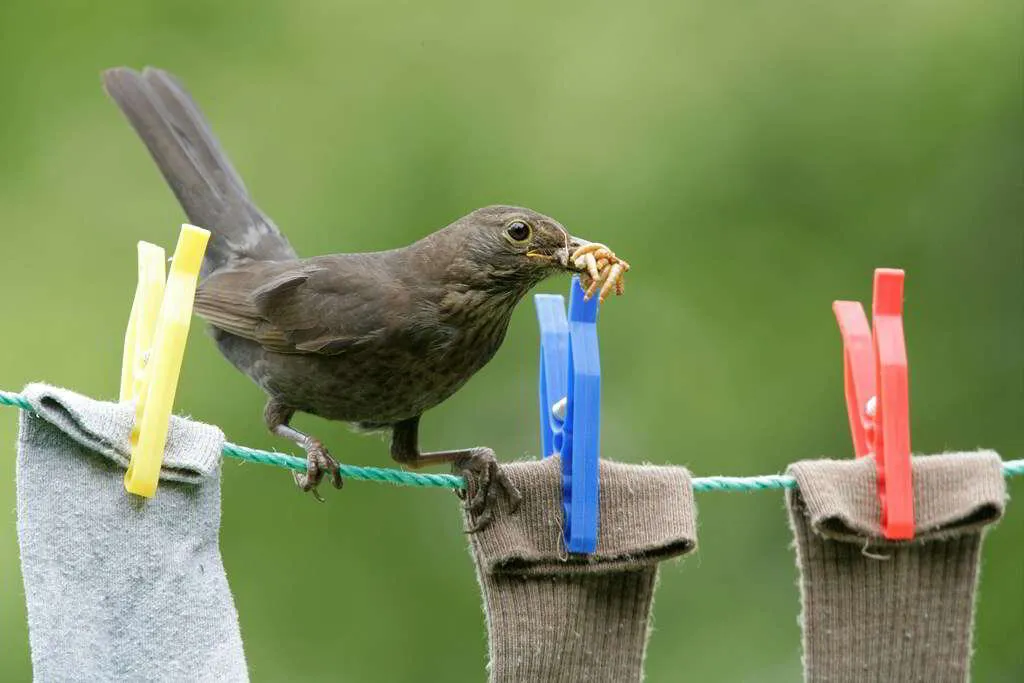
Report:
786,451,1007,683
466,456,696,683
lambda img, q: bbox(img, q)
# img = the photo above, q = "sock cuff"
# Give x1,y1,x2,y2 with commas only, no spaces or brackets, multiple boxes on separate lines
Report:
786,450,1006,543
470,455,697,575
20,382,224,482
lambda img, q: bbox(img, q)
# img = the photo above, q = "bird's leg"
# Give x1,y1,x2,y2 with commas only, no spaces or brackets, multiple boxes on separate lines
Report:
264,399,343,501
390,416,521,531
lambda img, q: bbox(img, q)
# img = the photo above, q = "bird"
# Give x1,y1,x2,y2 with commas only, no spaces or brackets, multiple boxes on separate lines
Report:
101,66,605,529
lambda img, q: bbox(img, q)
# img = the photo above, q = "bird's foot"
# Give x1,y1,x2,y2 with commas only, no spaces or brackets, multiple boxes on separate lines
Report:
293,439,344,502
453,447,522,532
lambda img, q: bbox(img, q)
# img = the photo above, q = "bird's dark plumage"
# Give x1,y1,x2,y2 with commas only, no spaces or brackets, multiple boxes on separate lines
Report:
103,66,591,527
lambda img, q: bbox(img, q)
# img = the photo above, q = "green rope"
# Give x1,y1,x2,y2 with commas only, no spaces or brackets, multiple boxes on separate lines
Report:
692,474,796,491
2,390,1022,491
0,391,33,412
221,441,465,488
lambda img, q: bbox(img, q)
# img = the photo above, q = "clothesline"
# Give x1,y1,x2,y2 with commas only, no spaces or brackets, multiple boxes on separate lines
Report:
2,389,1021,491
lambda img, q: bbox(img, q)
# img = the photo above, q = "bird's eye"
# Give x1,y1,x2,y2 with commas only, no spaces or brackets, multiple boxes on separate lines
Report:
505,220,532,243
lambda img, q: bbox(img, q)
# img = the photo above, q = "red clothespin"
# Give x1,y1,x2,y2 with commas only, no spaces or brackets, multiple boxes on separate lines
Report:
832,268,914,540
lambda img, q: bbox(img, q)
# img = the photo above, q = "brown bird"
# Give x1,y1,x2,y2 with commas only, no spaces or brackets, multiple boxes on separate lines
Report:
102,66,604,528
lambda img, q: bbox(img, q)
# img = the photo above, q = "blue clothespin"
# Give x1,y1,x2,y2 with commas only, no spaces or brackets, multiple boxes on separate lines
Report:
534,275,600,554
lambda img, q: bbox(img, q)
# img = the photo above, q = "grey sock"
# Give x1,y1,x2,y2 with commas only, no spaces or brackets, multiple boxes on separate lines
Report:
466,456,696,683
786,451,1007,683
15,383,248,682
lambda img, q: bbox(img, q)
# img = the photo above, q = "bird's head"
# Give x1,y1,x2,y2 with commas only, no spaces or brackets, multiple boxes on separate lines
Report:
444,205,590,295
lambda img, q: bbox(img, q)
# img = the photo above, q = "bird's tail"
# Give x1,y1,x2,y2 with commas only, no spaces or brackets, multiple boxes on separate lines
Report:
102,67,297,277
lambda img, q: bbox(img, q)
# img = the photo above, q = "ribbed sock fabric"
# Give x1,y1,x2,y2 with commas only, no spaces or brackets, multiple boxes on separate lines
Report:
466,456,696,683
15,384,249,682
786,451,1006,683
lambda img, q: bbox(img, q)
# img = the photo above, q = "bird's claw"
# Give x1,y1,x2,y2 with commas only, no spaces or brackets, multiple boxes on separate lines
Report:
453,447,521,532
293,439,344,501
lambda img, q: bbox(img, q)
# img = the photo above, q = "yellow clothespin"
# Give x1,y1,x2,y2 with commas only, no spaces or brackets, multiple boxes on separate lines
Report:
120,243,166,402
119,224,210,497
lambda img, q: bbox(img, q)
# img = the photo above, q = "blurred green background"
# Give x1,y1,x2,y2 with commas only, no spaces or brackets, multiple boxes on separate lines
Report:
1,1,1020,680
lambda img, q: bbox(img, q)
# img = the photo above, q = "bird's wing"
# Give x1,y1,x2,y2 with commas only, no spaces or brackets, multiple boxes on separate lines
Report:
194,256,408,355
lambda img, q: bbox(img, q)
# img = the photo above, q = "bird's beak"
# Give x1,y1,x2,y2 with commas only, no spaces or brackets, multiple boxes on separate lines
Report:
552,235,591,270
527,233,592,270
